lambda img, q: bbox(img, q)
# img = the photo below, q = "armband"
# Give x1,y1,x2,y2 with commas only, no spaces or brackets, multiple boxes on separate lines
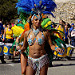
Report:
55,47,58,51
18,50,21,54
16,42,19,46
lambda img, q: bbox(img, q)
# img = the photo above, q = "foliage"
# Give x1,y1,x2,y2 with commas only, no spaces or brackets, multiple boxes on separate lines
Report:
0,0,18,23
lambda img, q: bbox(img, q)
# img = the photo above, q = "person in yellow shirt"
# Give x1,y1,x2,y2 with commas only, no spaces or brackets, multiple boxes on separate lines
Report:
55,19,65,39
3,23,14,43
3,23,14,60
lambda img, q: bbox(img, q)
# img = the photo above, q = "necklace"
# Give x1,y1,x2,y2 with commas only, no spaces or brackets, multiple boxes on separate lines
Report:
33,28,39,36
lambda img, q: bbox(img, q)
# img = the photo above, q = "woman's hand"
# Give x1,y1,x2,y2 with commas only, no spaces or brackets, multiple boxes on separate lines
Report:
56,48,63,54
15,51,20,55
16,46,20,50
2,39,4,41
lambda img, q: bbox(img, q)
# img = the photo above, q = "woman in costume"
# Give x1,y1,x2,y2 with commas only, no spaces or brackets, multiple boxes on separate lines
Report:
16,0,67,75
20,14,63,75
11,21,28,75
15,32,29,75
11,11,30,74
16,1,64,75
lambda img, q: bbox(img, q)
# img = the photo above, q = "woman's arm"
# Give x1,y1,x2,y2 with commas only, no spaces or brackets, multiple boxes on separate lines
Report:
47,31,63,53
3,29,6,41
20,32,28,53
55,24,59,29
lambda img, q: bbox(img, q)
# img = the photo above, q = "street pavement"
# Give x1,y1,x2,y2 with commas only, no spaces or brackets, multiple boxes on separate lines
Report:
0,50,75,75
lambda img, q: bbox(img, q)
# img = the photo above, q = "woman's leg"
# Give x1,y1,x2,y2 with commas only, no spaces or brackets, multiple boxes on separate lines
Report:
26,66,35,75
40,63,49,75
12,48,16,62
21,53,27,75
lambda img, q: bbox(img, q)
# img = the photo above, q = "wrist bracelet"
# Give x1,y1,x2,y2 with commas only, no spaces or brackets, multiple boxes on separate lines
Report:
55,47,58,51
18,50,21,54
16,42,19,46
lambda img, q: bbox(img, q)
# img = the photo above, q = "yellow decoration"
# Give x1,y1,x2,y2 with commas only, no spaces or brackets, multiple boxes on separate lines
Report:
56,25,64,38
44,21,52,28
44,24,48,28
47,21,52,25
67,47,72,56
11,25,24,37
9,48,13,54
0,47,2,53
54,45,66,57
3,46,8,53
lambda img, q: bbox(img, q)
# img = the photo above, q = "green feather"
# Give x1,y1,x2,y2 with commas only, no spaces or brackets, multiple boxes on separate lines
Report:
50,28,65,36
51,35,67,50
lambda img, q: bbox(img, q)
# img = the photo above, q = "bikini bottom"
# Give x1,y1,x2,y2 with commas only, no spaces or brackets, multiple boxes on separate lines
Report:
28,54,49,72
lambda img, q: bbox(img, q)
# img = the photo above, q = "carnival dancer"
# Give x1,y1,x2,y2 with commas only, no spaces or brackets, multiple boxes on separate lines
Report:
21,14,63,75
15,28,29,75
11,18,29,75
16,0,64,75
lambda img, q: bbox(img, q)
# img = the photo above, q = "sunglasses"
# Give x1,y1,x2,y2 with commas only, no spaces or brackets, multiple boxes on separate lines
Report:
34,18,39,21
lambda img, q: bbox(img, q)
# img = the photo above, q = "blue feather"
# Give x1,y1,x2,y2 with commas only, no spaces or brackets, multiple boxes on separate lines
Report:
16,0,57,16
18,0,21,2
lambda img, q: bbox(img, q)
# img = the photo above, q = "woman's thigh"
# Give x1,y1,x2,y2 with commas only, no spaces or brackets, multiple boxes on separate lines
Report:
21,53,27,73
40,63,49,75
26,66,35,75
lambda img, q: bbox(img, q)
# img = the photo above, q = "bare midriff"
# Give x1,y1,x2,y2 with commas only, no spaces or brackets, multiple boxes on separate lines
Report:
29,44,46,58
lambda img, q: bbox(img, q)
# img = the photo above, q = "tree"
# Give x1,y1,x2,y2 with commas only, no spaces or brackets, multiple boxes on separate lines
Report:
0,0,18,23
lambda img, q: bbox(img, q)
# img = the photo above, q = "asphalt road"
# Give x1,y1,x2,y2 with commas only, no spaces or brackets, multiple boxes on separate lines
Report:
0,50,75,75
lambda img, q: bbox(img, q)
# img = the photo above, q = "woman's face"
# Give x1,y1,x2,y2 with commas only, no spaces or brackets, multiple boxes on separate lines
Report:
7,24,11,29
65,25,68,29
32,15,41,28
59,20,63,25
74,26,75,29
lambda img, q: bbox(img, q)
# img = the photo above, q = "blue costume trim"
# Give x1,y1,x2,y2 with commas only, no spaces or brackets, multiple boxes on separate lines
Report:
16,0,57,17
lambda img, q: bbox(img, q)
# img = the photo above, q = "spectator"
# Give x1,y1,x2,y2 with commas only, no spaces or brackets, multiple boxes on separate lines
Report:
64,24,69,44
0,20,6,63
55,19,65,39
66,22,71,28
3,23,14,60
71,25,75,46
69,23,74,33
69,23,74,44
3,23,14,43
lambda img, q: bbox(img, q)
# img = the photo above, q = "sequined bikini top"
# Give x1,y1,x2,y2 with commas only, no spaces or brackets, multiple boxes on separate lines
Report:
27,28,45,46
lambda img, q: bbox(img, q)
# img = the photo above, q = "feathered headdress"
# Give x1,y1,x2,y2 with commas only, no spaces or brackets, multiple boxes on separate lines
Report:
16,0,57,41
16,0,68,58
16,0,57,17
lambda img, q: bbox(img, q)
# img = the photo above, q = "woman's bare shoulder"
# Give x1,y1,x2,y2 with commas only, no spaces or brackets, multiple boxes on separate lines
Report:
24,29,32,37
43,30,50,36
4,27,7,32
43,31,48,39
43,30,46,33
